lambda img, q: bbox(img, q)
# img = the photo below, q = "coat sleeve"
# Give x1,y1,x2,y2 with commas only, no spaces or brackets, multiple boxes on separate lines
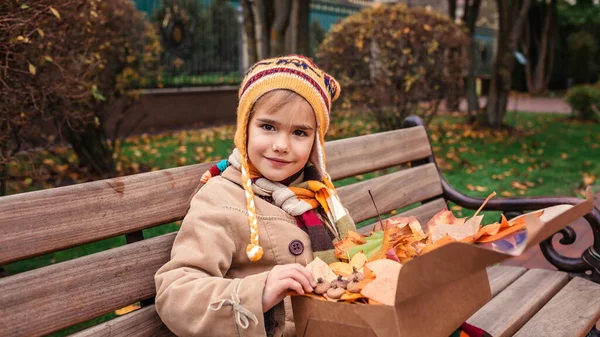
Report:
154,189,269,337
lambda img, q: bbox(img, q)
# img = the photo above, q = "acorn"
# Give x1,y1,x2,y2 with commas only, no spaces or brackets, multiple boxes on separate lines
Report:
314,278,330,295
326,283,345,299
332,274,349,289
346,275,362,293
352,267,365,281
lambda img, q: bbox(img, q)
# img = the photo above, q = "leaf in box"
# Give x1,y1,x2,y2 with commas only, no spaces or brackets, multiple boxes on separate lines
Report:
344,232,385,260
428,210,482,243
329,262,353,276
360,259,402,306
349,251,368,271
306,257,337,283
369,227,412,261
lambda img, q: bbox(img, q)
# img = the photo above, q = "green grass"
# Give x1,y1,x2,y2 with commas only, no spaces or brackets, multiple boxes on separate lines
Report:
2,111,599,335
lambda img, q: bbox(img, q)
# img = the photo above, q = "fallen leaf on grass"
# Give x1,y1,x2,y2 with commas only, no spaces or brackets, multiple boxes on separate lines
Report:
583,173,596,186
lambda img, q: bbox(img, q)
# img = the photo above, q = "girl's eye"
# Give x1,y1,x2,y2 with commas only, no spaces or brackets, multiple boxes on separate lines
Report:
261,124,275,131
293,130,307,137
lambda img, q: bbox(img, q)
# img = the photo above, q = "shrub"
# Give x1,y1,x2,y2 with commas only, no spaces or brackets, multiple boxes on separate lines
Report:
567,31,598,84
0,0,161,176
317,4,468,130
565,85,600,120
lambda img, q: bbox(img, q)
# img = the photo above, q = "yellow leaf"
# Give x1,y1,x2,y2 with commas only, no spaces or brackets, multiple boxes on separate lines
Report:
49,6,61,19
329,262,353,276
511,181,528,190
28,63,36,75
37,29,45,37
44,55,53,62
583,173,596,186
114,303,141,316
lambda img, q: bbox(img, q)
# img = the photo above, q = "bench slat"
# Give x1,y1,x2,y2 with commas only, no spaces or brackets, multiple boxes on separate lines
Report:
71,305,175,337
514,277,600,337
0,164,210,265
0,233,176,337
0,127,431,265
326,126,431,180
357,198,447,234
487,265,527,297
467,268,569,337
338,163,442,223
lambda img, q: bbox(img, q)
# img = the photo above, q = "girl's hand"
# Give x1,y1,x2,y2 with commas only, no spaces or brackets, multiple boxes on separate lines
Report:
262,263,317,312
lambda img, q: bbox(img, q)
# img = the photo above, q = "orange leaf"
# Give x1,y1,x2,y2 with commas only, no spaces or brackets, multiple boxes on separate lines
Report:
360,259,402,306
368,227,412,261
329,262,353,276
476,223,525,243
347,231,367,244
420,235,457,255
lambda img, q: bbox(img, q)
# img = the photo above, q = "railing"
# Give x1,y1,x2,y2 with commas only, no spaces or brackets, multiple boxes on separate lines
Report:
131,0,360,87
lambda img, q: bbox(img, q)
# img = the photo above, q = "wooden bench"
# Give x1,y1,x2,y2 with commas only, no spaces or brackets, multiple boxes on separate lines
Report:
1,116,600,336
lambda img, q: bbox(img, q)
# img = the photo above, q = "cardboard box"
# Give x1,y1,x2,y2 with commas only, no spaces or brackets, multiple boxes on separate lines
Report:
292,188,595,337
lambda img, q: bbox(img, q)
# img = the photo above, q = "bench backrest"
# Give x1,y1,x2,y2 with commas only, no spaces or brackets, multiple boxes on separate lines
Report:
0,125,445,336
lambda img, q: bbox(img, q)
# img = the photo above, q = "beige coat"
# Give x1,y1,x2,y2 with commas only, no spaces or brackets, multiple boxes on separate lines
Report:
155,166,346,337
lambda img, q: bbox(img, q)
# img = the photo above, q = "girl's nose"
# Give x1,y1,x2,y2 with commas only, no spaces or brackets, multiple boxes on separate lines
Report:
272,134,290,153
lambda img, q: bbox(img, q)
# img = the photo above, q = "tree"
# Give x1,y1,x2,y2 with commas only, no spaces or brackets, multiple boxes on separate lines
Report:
318,4,469,130
240,0,311,64
0,0,161,181
482,0,532,128
447,0,483,121
521,0,557,94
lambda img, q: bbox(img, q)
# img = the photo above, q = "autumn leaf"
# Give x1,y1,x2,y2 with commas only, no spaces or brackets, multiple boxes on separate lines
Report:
28,63,36,75
306,257,337,283
49,6,61,19
583,172,596,186
329,262,353,276
115,303,141,316
512,181,528,190
360,259,402,306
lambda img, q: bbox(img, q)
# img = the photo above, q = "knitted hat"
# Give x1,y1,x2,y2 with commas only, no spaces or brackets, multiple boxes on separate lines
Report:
234,55,341,262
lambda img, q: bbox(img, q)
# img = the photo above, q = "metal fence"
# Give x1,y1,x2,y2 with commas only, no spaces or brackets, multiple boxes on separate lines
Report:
132,0,359,87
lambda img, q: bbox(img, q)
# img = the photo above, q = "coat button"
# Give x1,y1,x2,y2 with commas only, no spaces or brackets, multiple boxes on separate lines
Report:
288,240,304,255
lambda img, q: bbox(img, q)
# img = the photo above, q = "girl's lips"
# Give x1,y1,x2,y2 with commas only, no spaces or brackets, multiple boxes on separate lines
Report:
266,157,290,166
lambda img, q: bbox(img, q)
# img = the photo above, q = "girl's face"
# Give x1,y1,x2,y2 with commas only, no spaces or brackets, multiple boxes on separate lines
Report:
247,91,316,182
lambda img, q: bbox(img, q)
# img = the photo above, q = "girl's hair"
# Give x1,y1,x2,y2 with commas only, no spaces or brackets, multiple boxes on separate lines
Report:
249,89,313,119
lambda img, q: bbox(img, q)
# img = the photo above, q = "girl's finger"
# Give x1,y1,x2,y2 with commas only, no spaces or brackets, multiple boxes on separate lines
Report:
275,268,314,293
280,279,305,295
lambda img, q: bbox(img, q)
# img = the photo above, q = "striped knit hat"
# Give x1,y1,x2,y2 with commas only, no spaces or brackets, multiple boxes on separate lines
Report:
235,55,341,262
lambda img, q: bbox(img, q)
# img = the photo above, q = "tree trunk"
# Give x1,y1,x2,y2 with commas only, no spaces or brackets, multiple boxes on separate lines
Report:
251,0,269,60
1,163,6,197
270,0,293,57
240,0,257,65
447,0,456,20
463,0,482,122
62,120,116,178
530,0,556,94
483,0,531,128
296,0,310,55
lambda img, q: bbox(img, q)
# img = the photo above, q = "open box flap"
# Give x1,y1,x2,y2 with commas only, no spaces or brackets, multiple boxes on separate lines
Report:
395,187,595,305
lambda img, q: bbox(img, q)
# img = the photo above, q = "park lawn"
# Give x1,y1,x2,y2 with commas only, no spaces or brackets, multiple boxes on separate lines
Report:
2,111,599,336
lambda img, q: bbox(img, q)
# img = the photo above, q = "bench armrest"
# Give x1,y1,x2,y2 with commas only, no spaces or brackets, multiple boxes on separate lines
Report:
403,115,600,283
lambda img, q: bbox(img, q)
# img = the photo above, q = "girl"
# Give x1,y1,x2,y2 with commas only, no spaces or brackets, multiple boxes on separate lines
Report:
154,55,356,337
